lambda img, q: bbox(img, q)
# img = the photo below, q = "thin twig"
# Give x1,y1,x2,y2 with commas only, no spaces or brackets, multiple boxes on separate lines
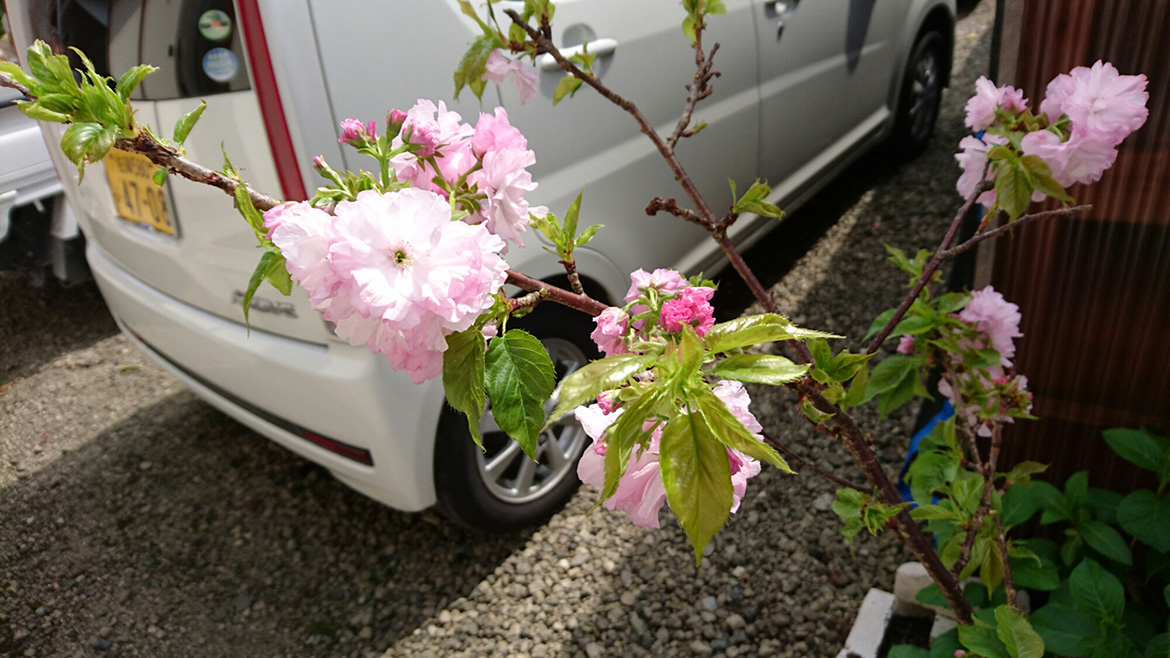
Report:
997,515,1017,608
559,261,586,296
939,205,1093,260
951,422,1004,578
646,197,704,226
505,269,608,317
0,72,31,96
508,289,547,313
866,180,991,354
761,431,867,492
114,133,283,211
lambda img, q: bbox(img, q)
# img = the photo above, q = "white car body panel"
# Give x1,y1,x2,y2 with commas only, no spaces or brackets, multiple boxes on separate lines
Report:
8,0,955,513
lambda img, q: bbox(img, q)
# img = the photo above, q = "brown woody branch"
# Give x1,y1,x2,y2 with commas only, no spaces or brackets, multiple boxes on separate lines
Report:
938,204,1093,260
505,269,608,317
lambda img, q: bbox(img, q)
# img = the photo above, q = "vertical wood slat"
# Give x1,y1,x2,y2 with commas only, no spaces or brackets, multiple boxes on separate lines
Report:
989,0,1169,491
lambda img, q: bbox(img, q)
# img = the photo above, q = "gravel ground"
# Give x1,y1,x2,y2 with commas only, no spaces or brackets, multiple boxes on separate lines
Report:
1,3,992,656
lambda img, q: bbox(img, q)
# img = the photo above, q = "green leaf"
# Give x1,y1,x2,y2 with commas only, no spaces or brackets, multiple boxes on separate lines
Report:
483,329,556,460
1020,154,1074,203
995,158,1033,221
15,99,71,123
704,314,837,353
562,189,583,249
691,385,791,472
1009,554,1061,591
995,605,1046,658
1103,428,1168,474
548,353,656,426
0,60,35,90
243,250,277,329
1070,558,1125,622
893,314,934,336
1002,482,1042,526
1030,603,1094,657
173,100,206,145
864,308,897,342
887,646,929,658
453,33,500,101
877,367,918,417
1080,520,1133,565
1030,480,1070,524
863,354,914,402
600,387,664,502
553,75,583,105
1003,461,1048,486
576,224,602,246
443,327,487,447
809,338,832,368
960,622,1010,658
1118,490,1170,552
658,412,733,563
59,122,116,177
1086,487,1124,524
152,169,167,186
800,398,834,424
709,354,808,386
1145,634,1169,658
115,64,156,102
234,180,270,245
262,252,292,296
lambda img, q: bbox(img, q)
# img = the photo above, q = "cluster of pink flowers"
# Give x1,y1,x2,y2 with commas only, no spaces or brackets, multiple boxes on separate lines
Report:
575,380,764,528
590,268,716,356
388,101,545,251
936,287,1032,435
956,62,1148,203
263,188,508,383
482,49,538,105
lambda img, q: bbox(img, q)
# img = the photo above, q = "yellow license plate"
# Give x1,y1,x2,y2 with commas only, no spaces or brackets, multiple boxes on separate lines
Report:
105,149,175,236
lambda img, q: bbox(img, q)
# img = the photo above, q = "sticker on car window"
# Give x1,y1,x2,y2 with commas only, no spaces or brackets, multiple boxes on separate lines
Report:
202,48,239,83
198,10,233,42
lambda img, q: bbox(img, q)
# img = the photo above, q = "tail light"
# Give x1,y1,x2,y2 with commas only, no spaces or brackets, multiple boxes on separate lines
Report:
235,0,307,202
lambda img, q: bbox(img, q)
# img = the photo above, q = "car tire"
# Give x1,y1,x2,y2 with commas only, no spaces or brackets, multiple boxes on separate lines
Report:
890,28,946,159
433,304,601,533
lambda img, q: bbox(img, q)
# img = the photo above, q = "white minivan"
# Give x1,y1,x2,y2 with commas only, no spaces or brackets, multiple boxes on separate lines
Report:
7,0,954,531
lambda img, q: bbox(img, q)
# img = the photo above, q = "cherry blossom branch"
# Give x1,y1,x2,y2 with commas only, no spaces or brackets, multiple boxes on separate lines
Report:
646,197,708,228
951,422,1004,578
668,32,720,150
113,132,283,212
866,180,991,354
938,204,1093,260
505,269,609,316
508,289,548,313
761,431,867,492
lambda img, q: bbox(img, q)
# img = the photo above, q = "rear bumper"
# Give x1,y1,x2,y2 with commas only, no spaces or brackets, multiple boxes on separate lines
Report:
87,241,443,511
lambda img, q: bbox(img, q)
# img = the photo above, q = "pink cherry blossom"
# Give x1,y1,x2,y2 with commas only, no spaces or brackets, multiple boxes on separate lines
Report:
390,100,476,192
964,77,1028,130
1021,126,1118,187
1040,61,1148,144
575,380,765,527
955,134,1006,205
958,286,1022,368
467,109,543,250
267,188,507,384
263,201,343,307
482,49,539,104
339,118,376,146
591,307,630,356
897,334,916,355
659,286,716,336
597,392,619,415
624,268,690,303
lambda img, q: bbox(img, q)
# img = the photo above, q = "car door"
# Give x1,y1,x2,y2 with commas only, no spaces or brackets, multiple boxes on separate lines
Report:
754,0,909,187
